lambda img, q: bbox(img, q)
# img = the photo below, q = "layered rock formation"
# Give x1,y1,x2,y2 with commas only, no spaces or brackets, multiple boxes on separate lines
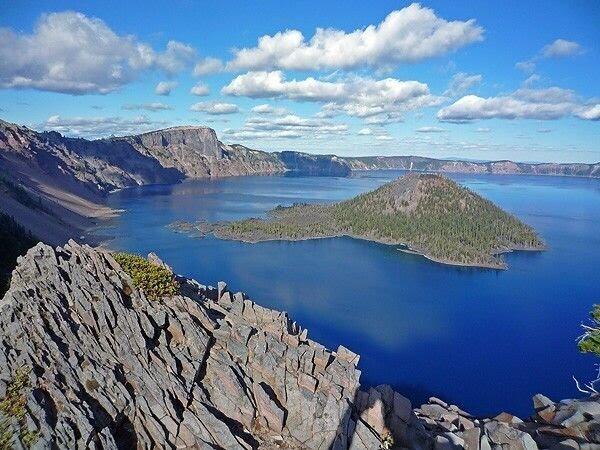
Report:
344,156,600,178
1,242,598,449
114,128,286,179
0,120,345,243
277,151,351,177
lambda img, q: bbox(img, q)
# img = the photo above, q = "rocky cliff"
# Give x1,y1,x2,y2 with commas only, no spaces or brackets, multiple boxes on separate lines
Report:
1,241,598,449
0,120,345,244
277,151,351,177
344,156,600,178
113,129,286,179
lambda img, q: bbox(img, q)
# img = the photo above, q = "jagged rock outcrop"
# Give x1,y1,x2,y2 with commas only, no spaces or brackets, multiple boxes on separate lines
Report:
1,242,599,449
0,242,363,448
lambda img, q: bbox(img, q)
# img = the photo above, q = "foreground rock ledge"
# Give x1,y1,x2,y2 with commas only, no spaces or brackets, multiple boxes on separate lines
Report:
0,242,598,449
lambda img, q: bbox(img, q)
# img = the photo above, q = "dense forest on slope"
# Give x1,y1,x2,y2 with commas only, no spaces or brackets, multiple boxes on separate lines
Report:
172,173,545,268
0,213,38,295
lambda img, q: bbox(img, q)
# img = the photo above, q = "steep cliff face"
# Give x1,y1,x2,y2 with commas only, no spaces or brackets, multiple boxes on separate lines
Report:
0,120,183,197
1,242,598,449
112,127,287,178
277,150,352,177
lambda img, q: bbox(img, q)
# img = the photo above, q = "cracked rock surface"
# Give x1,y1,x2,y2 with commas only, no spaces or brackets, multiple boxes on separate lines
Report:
1,241,599,449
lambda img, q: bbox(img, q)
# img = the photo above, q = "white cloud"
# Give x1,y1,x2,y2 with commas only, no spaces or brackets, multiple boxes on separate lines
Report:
154,41,197,74
358,128,373,135
437,87,585,122
0,11,196,94
223,114,348,140
515,61,536,73
155,81,178,96
190,101,240,115
516,39,583,74
122,102,172,111
576,104,600,121
251,104,289,115
193,57,224,76
190,82,210,96
416,126,447,133
364,113,404,125
227,3,483,71
223,70,441,120
541,39,583,58
475,127,491,133
522,74,540,87
444,72,482,97
41,115,168,138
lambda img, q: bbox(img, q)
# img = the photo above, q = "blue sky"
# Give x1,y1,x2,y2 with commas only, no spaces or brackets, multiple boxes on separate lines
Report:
0,0,598,162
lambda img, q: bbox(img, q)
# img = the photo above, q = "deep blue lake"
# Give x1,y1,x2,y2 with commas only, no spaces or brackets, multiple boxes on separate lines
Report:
98,170,600,417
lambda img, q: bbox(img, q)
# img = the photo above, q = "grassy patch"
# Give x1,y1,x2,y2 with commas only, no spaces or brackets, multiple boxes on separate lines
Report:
113,252,179,301
0,367,38,449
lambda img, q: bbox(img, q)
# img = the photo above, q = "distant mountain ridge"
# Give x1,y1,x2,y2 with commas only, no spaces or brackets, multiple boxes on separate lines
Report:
0,118,598,244
343,155,600,178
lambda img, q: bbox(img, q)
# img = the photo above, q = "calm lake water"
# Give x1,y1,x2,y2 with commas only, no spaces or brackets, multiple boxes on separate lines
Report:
99,170,600,416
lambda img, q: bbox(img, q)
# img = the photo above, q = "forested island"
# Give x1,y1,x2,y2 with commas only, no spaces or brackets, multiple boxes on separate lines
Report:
170,173,545,269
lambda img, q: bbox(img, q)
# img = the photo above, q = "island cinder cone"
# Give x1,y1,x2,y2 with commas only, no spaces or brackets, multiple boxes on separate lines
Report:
172,173,545,269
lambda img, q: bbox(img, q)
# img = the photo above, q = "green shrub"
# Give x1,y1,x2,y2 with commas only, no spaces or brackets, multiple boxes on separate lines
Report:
0,367,38,449
113,252,179,301
578,304,600,356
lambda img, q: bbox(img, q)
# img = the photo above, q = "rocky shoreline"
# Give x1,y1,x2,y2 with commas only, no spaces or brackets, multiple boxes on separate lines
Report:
0,241,597,449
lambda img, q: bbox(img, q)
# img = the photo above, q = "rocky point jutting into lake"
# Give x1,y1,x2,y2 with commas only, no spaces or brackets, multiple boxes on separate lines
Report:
170,173,545,269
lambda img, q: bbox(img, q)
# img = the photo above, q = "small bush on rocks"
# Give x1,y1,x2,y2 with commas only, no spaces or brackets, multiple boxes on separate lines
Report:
0,367,38,449
113,252,179,301
579,304,600,356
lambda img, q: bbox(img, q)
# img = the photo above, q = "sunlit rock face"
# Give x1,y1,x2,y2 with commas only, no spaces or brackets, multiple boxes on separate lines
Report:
1,241,599,449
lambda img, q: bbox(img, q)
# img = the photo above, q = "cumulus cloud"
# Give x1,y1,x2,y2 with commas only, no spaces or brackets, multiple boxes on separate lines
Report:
437,87,590,122
223,70,441,120
516,39,583,74
41,115,168,138
358,128,373,135
155,81,178,96
223,114,347,140
190,82,210,96
541,39,583,58
444,72,482,97
416,126,447,133
122,102,172,111
227,3,483,71
475,127,491,133
190,101,240,115
576,104,600,121
251,104,289,115
193,57,224,76
154,41,197,73
0,11,196,94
